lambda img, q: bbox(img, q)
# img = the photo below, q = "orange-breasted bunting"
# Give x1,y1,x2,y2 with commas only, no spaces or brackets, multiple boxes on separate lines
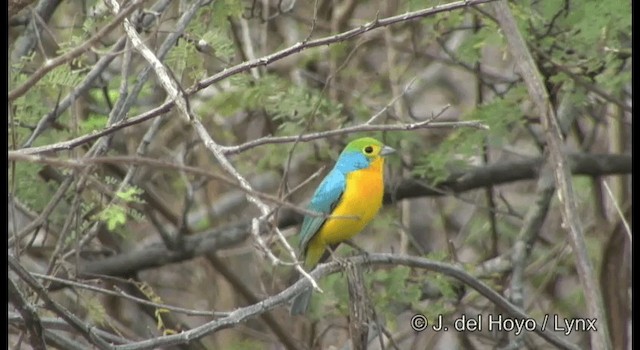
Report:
290,137,395,315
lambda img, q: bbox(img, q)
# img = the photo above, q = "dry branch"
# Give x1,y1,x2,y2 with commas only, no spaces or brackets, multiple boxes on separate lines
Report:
491,2,612,349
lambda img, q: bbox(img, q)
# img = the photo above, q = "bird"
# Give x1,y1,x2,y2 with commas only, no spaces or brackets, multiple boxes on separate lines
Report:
290,137,395,315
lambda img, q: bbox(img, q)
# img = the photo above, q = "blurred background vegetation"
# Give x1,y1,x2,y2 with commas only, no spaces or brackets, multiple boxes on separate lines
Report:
8,0,631,349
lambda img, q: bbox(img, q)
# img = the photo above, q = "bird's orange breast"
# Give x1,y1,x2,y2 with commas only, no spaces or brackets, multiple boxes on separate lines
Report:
315,157,385,245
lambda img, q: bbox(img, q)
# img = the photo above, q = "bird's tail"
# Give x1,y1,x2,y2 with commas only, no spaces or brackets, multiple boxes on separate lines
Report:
290,287,312,315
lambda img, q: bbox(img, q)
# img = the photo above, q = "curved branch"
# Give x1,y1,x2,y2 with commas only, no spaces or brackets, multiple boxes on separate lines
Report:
106,253,580,350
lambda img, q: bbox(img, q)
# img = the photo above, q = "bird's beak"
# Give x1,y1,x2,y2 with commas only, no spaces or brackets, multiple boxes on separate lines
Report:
380,145,396,156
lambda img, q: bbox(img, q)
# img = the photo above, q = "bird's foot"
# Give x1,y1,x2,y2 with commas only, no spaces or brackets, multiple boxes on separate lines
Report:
327,246,349,268
344,239,369,257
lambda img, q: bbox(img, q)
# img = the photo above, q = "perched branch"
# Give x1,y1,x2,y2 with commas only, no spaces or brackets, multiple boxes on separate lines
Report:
101,253,580,350
204,253,299,350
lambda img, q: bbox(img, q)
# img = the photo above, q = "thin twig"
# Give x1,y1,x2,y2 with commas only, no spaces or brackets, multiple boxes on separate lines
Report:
13,111,482,156
602,181,631,244
8,312,131,345
30,273,226,317
8,278,47,350
9,256,114,350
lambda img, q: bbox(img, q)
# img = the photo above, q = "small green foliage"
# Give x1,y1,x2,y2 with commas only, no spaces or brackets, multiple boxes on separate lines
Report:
116,186,144,203
201,29,236,61
211,0,243,23
96,204,127,231
12,90,53,132
572,177,592,203
209,73,343,134
429,273,457,300
165,39,200,77
10,163,51,212
228,339,266,350
88,82,120,105
366,266,422,323
136,281,176,335
596,60,631,94
370,209,396,231
431,11,465,36
310,272,349,318
254,144,288,171
556,286,586,316
80,114,108,134
405,0,435,12
84,294,107,326
413,86,526,184
519,0,631,92
42,65,84,88
192,216,211,231
94,186,144,233
425,249,448,262
457,25,503,64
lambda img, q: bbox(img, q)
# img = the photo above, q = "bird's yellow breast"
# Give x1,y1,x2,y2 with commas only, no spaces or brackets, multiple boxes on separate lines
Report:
315,157,385,245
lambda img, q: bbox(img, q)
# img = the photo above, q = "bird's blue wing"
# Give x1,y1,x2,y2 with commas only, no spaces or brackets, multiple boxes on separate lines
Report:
299,169,345,254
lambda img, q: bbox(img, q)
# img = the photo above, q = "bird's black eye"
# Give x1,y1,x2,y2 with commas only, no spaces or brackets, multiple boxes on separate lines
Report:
364,146,374,154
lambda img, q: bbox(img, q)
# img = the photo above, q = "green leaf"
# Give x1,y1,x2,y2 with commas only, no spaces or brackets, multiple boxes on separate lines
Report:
115,186,144,203
96,205,127,231
80,114,108,133
413,86,526,184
